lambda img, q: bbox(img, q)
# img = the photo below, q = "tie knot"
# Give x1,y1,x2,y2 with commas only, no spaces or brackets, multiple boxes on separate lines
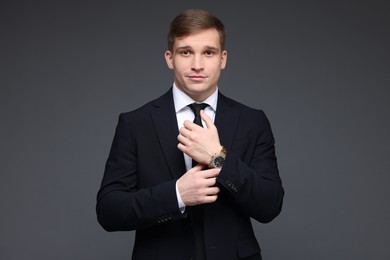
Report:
188,103,209,127
188,103,209,117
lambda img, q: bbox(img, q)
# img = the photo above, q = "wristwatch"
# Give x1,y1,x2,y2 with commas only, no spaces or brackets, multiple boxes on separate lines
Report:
209,146,227,168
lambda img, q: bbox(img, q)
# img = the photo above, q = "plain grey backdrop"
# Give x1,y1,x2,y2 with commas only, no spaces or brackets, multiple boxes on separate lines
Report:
1,0,389,259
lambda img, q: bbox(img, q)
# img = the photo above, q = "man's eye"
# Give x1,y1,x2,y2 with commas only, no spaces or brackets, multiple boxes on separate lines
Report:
181,50,191,56
205,50,215,56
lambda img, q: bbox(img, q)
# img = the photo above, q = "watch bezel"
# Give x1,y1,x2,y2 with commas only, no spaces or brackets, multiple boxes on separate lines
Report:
212,155,225,168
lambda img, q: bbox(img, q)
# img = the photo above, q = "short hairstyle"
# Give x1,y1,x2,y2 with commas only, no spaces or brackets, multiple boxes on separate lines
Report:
167,9,227,52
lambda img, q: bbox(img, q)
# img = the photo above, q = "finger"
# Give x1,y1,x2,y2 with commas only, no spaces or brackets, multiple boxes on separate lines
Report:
177,143,187,153
205,186,220,195
177,132,189,145
202,194,218,204
183,120,201,131
205,177,218,187
179,126,191,138
200,168,220,178
190,164,204,173
200,110,214,129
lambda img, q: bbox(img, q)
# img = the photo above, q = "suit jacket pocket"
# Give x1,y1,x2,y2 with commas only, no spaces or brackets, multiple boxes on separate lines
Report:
237,237,261,259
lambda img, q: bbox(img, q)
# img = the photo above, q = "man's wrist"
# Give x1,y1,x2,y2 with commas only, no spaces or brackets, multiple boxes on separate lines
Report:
209,146,227,168
175,181,186,213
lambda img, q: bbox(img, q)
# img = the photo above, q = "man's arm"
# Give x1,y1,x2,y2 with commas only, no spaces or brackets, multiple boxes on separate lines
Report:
177,109,284,223
96,113,183,231
216,110,283,223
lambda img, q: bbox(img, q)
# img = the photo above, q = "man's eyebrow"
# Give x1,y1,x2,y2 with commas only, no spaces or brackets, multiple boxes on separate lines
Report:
203,46,220,51
175,46,192,51
175,45,220,52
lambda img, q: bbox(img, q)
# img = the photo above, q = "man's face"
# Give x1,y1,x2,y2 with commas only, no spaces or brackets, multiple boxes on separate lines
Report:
165,28,227,102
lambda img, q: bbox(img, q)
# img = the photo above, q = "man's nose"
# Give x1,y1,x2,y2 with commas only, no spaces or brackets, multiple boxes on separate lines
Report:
191,55,204,71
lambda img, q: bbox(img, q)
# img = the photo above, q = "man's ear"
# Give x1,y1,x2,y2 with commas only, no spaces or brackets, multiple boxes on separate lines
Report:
164,50,174,69
220,50,228,70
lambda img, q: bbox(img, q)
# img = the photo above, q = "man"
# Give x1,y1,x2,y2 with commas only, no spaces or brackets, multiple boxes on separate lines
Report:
96,9,284,260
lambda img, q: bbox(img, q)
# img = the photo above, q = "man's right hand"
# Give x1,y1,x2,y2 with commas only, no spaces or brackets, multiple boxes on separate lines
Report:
177,164,220,206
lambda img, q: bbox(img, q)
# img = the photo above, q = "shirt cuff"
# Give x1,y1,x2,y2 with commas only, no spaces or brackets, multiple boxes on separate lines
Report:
175,180,186,213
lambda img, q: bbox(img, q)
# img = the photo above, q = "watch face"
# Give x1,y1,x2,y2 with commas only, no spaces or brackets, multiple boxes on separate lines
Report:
214,156,225,168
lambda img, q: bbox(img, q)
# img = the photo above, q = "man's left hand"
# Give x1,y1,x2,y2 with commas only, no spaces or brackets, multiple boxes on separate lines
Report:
177,110,222,165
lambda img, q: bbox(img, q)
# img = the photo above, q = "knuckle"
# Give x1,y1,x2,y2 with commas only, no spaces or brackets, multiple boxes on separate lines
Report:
195,197,203,204
194,179,203,188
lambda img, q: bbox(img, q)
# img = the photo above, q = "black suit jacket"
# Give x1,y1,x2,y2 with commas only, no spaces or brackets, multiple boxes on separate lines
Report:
96,89,284,260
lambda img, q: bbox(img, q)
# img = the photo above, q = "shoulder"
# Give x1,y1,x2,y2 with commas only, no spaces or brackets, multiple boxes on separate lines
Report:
119,88,173,121
218,92,268,119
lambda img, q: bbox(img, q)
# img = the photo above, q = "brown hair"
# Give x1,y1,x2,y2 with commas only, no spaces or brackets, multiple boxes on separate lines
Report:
167,9,227,52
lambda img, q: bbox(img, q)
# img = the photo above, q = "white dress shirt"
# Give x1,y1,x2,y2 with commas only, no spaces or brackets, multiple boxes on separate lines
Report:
172,83,218,211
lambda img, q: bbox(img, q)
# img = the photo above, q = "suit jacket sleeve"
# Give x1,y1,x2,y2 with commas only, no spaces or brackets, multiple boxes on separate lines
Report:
96,113,183,231
216,109,284,223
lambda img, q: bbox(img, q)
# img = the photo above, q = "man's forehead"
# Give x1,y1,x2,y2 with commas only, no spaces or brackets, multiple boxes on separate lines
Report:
173,29,221,49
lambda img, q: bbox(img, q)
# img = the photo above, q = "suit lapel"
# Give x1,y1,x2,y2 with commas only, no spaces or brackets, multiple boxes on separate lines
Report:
215,93,240,151
150,89,186,179
149,90,240,179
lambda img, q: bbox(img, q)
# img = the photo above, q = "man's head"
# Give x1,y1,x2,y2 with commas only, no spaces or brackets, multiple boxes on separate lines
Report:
167,9,227,52
165,9,228,102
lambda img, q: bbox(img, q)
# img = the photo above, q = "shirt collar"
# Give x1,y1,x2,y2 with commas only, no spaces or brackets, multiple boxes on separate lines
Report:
172,83,218,113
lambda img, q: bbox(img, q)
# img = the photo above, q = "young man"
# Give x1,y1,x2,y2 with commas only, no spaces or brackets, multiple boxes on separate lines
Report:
97,9,284,260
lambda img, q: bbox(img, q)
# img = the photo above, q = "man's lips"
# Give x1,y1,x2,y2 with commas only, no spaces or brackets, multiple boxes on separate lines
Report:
186,75,207,79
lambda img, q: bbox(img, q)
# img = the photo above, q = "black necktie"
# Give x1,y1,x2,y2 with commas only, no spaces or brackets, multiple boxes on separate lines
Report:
188,103,209,167
187,102,208,260
188,103,209,127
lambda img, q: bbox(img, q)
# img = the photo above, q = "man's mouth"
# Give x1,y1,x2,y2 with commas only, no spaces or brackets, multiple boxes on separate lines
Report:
186,75,207,80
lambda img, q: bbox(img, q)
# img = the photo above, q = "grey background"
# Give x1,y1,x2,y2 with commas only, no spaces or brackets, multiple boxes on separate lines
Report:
1,0,389,259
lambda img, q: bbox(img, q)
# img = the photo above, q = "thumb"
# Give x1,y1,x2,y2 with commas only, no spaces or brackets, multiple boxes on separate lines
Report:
200,110,214,129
